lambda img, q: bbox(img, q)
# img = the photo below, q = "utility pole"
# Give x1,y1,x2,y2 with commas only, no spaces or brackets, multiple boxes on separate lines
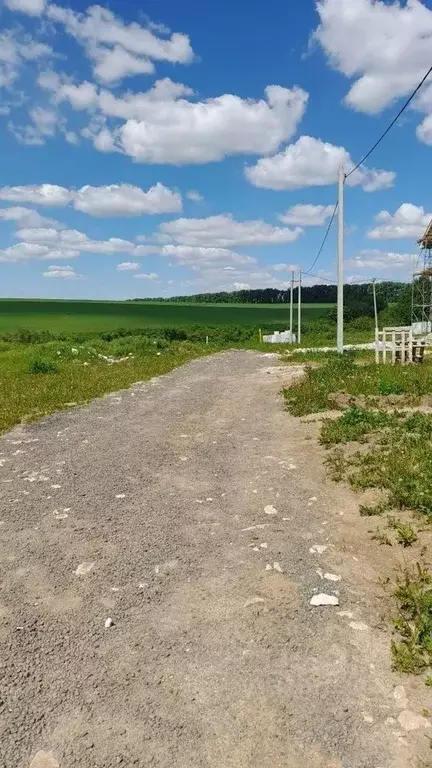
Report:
372,278,379,335
297,270,302,344
337,166,344,354
290,270,294,341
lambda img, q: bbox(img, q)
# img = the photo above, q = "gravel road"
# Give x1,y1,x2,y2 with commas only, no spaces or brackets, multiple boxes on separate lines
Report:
0,351,430,768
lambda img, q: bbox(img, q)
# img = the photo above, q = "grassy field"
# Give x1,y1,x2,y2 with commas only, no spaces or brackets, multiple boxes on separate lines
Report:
0,335,215,434
284,353,432,679
0,298,332,333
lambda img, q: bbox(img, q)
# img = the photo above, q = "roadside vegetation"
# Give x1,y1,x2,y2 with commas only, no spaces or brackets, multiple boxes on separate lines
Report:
284,353,432,681
0,312,381,436
0,328,218,434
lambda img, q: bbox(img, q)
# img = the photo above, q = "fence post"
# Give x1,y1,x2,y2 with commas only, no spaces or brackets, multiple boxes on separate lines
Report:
391,331,396,365
408,328,413,363
383,331,387,364
401,330,406,365
375,327,380,364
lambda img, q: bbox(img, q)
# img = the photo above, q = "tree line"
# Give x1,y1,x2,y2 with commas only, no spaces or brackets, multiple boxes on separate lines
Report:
132,281,407,306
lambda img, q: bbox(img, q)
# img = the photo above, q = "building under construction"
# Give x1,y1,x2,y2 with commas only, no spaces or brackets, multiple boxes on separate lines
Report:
412,218,432,334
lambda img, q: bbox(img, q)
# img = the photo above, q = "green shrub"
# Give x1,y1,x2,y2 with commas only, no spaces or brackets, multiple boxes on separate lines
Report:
378,380,405,395
320,407,399,445
29,359,58,374
163,327,188,341
391,565,432,674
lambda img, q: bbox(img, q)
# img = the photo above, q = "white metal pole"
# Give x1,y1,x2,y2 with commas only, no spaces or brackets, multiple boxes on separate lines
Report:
297,270,302,345
372,278,379,336
290,270,294,341
337,167,344,354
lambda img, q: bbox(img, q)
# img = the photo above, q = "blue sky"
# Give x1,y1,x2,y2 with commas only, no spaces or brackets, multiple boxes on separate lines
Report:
0,0,432,299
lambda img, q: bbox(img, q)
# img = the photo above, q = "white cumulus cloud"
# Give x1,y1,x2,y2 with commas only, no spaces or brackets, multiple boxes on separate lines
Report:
6,2,194,83
0,184,71,206
245,135,395,191
4,0,46,16
278,203,334,226
0,182,182,216
43,3,194,84
347,249,415,271
15,226,140,254
47,4,194,63
134,272,158,280
43,264,81,278
157,214,302,248
186,190,204,203
117,261,140,271
313,0,432,116
0,206,61,228
46,75,309,164
367,203,432,240
0,29,53,91
0,242,78,262
90,45,156,84
159,245,257,269
74,183,182,216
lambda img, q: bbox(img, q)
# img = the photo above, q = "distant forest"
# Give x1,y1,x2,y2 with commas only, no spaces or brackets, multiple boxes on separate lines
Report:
132,282,407,305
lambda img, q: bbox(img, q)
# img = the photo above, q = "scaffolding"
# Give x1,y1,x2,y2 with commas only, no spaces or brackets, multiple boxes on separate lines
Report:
412,218,432,334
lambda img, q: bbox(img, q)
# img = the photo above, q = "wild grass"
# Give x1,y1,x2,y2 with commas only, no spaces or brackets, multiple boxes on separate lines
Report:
319,407,432,518
391,564,432,675
387,517,418,547
320,406,399,445
359,502,387,516
0,334,215,434
285,352,432,678
284,353,432,416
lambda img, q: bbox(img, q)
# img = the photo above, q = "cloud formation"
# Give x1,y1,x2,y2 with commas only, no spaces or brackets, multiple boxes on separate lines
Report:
347,249,415,271
313,0,432,143
278,204,334,226
6,1,194,84
0,183,182,216
367,204,432,240
157,214,302,248
44,76,309,164
246,136,395,191
43,263,81,278
117,261,140,271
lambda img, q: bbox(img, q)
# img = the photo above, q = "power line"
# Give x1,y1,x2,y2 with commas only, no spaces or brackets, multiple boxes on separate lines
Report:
304,202,338,274
305,271,337,284
303,272,379,285
345,65,432,180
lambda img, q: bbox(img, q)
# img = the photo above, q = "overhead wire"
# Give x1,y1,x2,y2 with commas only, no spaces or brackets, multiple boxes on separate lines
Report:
304,271,337,284
345,65,432,180
303,201,338,275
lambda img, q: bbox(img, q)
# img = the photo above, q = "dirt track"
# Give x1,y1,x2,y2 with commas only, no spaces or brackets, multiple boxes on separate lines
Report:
0,351,430,768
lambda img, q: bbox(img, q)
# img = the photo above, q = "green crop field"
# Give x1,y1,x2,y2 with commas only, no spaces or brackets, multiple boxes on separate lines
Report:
0,299,333,333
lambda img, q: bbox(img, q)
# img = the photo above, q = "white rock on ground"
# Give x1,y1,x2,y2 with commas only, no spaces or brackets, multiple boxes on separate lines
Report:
29,751,59,768
74,561,95,576
309,544,327,554
310,594,339,607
